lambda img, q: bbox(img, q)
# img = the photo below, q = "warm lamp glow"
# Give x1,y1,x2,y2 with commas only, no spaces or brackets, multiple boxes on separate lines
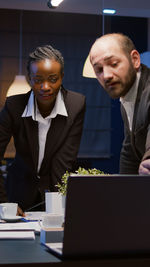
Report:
82,54,96,78
7,75,31,97
7,11,31,97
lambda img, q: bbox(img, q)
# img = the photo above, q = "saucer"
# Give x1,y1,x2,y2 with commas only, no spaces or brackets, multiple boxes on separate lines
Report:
1,216,22,222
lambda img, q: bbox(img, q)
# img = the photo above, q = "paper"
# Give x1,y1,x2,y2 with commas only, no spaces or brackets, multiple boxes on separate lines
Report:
24,211,46,221
0,231,35,239
0,222,41,232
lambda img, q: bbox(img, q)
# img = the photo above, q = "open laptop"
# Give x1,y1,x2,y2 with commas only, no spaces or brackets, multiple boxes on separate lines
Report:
45,174,150,259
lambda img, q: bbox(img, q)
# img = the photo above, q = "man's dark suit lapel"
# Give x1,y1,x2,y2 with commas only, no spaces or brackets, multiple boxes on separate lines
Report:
131,65,150,158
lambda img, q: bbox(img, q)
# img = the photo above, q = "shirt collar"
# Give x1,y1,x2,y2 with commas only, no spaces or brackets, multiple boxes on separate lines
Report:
120,69,141,105
22,91,35,119
49,89,68,118
22,89,68,121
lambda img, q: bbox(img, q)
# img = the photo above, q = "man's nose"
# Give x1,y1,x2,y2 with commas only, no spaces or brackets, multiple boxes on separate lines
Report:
103,67,113,80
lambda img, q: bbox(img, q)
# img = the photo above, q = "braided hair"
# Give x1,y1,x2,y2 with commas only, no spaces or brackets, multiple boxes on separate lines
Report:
27,45,64,76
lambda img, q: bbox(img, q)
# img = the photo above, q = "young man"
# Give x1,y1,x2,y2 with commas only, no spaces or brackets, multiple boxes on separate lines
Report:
0,45,86,215
90,33,150,175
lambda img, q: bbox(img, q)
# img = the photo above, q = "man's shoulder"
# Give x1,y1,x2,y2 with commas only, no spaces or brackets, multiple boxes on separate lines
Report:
141,63,150,77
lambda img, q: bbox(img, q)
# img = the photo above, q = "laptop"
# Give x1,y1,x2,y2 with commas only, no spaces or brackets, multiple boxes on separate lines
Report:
45,174,150,259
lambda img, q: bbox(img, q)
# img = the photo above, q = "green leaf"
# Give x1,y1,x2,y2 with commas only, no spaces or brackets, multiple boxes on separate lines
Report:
55,167,109,196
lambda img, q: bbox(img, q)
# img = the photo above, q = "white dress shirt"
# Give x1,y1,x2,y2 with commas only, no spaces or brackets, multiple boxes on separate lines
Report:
22,90,68,172
120,70,141,131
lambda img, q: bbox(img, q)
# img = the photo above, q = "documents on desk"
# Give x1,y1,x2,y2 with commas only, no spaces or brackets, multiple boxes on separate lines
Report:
0,222,41,232
0,221,41,239
0,211,47,240
24,211,46,221
0,231,35,239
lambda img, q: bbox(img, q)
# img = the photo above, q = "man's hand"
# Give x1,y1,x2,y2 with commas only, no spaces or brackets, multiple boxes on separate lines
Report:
139,159,150,175
17,206,26,217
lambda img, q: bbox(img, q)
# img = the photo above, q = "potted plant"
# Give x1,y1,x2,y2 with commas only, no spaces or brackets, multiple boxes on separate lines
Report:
56,167,108,196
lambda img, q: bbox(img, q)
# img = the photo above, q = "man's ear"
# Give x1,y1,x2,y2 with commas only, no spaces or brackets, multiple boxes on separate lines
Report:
130,49,141,70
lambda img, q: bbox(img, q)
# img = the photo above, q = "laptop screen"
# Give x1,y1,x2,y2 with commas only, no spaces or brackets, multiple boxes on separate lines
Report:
62,175,150,258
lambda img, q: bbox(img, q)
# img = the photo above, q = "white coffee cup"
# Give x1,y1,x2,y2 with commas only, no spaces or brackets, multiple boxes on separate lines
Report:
0,203,18,219
39,213,64,229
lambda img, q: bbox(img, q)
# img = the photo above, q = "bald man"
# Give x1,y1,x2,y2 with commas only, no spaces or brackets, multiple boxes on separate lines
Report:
90,33,150,175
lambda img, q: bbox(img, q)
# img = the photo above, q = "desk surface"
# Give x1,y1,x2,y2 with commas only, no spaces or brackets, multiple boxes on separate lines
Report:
0,234,60,266
1,235,150,267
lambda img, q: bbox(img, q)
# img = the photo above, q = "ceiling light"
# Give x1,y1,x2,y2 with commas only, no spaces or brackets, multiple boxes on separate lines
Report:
47,0,64,8
103,9,116,14
83,2,116,78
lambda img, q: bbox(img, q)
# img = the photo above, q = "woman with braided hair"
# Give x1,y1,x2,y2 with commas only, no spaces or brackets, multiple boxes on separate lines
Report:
0,45,86,215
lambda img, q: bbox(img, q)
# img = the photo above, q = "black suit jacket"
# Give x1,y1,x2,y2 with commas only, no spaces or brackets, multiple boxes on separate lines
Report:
120,64,150,174
0,87,86,211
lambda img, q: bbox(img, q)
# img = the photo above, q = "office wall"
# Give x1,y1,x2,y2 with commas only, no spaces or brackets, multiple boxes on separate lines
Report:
147,18,150,50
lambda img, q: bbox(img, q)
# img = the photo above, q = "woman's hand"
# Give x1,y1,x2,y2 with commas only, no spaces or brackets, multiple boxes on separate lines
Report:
17,206,26,217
